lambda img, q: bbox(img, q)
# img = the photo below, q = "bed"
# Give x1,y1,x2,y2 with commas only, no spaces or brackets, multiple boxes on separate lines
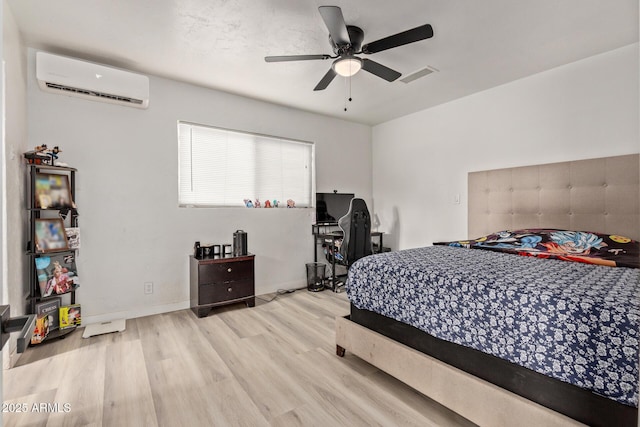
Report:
335,154,640,427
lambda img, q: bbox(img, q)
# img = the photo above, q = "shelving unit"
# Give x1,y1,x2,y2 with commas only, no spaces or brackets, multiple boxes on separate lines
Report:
26,164,80,344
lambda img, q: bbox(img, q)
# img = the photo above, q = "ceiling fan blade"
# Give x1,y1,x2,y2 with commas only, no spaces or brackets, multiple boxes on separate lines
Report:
362,24,433,54
318,6,351,46
265,54,331,62
313,68,337,91
361,59,401,82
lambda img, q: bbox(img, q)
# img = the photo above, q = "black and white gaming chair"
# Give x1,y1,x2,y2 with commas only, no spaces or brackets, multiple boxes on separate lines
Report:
337,198,373,268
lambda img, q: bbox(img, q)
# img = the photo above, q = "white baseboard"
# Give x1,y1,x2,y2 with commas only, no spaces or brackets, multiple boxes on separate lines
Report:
82,300,190,326
82,282,306,326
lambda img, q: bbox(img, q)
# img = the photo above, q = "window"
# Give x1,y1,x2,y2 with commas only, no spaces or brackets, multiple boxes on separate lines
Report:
178,121,314,207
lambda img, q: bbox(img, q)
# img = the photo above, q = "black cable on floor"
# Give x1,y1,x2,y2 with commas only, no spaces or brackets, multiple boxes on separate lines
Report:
256,286,307,303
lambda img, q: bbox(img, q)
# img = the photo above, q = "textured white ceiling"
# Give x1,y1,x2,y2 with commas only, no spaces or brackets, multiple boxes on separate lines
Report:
7,0,639,125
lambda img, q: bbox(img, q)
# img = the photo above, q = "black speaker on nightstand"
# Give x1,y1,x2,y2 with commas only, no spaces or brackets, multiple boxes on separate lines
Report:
233,230,248,256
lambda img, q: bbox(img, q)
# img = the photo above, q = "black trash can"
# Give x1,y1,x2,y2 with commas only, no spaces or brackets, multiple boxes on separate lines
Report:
305,262,326,292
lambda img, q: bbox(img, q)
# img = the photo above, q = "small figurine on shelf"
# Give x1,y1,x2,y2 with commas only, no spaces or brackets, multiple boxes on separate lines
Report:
272,200,279,208
264,200,272,208
287,199,295,208
46,146,62,165
254,198,261,208
243,199,254,208
23,144,50,165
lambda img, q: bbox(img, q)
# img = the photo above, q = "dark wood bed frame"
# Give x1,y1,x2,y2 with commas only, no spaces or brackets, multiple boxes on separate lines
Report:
338,305,636,427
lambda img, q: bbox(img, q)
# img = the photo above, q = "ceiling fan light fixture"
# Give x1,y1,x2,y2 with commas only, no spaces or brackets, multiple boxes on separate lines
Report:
265,6,433,91
332,57,362,77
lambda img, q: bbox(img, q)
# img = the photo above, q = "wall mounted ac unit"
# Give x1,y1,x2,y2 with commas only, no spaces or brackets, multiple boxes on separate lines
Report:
36,51,149,109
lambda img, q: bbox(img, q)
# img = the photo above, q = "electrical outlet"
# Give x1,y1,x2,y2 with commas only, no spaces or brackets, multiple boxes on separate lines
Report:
144,282,153,294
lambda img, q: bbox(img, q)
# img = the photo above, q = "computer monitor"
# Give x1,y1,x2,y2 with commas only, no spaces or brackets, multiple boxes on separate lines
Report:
315,192,354,224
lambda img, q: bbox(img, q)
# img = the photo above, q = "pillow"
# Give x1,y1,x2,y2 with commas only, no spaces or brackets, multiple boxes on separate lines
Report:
434,229,639,269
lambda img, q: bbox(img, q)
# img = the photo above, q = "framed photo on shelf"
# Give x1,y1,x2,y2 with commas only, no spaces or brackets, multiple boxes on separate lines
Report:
34,172,74,209
35,297,61,331
34,253,79,297
34,218,69,253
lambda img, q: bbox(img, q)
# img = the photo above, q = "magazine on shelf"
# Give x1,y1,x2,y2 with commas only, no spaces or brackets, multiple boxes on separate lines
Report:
35,297,61,331
35,253,80,297
31,314,50,345
59,304,81,329
65,227,80,249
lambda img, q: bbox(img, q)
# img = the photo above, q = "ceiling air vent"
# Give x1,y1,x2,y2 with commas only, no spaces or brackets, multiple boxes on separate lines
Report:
400,65,438,84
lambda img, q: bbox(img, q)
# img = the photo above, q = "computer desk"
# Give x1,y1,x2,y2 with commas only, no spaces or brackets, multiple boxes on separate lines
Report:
312,223,384,291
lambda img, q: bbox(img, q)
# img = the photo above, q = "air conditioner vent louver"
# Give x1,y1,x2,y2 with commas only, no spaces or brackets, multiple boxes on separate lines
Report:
36,52,149,109
44,83,144,105
400,65,438,84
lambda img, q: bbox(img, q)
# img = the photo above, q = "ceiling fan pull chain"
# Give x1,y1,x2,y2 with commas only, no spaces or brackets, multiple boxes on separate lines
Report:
344,77,348,111
349,74,353,102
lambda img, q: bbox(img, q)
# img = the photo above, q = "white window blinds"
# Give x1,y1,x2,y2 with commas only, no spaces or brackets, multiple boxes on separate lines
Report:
178,122,313,207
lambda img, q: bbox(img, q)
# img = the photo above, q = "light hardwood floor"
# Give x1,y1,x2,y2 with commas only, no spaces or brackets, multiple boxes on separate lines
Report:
4,290,475,426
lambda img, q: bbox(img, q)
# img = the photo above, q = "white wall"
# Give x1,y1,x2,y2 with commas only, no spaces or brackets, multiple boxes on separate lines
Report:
372,43,639,250
25,48,371,323
3,0,27,367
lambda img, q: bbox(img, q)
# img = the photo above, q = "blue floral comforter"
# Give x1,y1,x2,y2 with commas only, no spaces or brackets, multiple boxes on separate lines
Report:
346,245,640,407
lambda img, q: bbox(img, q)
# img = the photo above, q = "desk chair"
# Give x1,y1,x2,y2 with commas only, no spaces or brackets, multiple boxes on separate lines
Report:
321,198,373,291
337,198,373,267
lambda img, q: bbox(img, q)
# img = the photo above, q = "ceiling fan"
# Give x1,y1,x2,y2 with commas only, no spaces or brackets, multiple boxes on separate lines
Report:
265,6,434,91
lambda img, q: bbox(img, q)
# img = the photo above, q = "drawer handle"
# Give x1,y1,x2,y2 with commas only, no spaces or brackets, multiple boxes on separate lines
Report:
227,268,232,273
227,287,233,292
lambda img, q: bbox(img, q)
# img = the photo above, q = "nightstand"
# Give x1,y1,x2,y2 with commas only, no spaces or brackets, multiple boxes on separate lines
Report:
189,254,255,318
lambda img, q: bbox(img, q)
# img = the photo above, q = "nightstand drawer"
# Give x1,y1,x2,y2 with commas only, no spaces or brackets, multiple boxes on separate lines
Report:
198,279,254,305
198,260,253,285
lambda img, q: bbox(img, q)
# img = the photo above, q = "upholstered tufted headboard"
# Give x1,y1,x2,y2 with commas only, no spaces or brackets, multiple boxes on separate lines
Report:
468,154,640,241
